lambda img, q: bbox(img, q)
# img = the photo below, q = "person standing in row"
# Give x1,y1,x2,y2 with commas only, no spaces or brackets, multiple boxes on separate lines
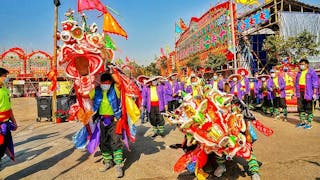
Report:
210,72,224,92
295,59,318,129
137,75,149,124
267,69,287,121
249,71,259,108
164,73,180,112
229,74,244,100
185,74,203,97
257,74,271,114
237,68,250,103
142,76,167,137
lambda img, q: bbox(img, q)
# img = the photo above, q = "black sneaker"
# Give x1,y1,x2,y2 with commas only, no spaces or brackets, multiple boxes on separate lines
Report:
115,164,124,178
159,133,165,138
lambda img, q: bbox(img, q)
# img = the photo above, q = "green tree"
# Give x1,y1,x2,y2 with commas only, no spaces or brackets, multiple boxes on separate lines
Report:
186,56,201,70
263,31,320,65
205,53,227,70
263,34,289,66
288,30,320,63
144,62,160,76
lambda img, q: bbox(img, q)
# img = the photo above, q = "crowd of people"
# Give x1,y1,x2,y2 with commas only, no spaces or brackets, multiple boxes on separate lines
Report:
0,58,318,179
138,59,319,131
133,58,318,179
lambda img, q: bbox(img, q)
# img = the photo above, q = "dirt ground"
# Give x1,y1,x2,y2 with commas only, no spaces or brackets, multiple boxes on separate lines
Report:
0,97,320,180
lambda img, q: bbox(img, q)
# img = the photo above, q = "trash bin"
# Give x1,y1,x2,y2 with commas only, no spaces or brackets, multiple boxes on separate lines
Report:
36,96,52,122
56,95,77,122
57,95,76,111
57,95,70,111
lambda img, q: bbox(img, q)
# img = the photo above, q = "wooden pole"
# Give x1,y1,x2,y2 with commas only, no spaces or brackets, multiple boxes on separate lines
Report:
52,5,58,122
230,0,237,70
274,0,278,22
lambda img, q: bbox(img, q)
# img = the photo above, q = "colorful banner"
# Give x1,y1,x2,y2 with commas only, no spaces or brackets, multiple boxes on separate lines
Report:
57,81,72,95
38,81,72,96
238,8,271,33
38,82,52,96
175,2,235,62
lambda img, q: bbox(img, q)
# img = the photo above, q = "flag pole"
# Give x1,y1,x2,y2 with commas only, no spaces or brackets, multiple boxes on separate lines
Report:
52,3,58,122
230,0,237,71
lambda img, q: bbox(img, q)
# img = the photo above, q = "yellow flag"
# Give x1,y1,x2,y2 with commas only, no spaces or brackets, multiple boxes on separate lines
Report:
103,12,128,39
236,0,258,5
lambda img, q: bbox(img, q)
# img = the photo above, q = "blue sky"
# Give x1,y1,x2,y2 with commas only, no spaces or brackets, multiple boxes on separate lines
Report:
0,0,319,65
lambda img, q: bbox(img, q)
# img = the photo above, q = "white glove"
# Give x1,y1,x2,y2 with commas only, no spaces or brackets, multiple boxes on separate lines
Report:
269,88,273,91
313,94,318,101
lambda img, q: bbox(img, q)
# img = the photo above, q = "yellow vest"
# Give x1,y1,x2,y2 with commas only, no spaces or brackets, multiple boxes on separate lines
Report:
299,69,307,85
250,81,254,89
0,86,11,112
212,81,218,90
192,86,199,97
272,77,279,88
150,86,159,101
284,74,293,86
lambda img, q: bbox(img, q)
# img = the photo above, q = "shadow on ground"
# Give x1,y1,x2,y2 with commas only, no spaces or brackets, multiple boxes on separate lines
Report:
177,155,251,180
3,132,86,179
14,132,59,147
122,124,168,171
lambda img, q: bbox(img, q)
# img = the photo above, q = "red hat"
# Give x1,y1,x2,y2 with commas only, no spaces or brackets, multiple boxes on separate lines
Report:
137,75,149,84
145,76,162,84
167,73,178,80
257,75,270,81
228,74,242,82
236,68,249,76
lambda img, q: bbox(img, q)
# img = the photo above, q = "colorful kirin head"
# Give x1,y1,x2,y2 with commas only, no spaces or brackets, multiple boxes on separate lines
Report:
58,9,114,95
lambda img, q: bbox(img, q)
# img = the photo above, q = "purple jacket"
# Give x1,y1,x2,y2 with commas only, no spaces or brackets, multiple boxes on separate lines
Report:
142,85,166,113
257,81,271,99
179,81,185,92
164,81,181,102
243,77,250,95
210,79,224,91
230,81,245,100
250,79,259,95
295,68,318,100
185,85,193,94
267,76,286,98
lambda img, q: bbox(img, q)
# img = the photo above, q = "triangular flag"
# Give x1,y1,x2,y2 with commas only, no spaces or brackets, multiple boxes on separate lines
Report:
78,0,108,14
104,34,117,50
160,48,166,57
175,23,182,33
103,12,128,39
180,18,187,31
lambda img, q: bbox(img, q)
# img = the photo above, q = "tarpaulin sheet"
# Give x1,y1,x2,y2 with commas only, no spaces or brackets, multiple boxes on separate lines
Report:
280,12,320,43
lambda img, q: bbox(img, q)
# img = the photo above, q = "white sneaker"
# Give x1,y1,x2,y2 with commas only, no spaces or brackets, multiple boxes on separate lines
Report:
251,173,260,180
214,165,226,177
